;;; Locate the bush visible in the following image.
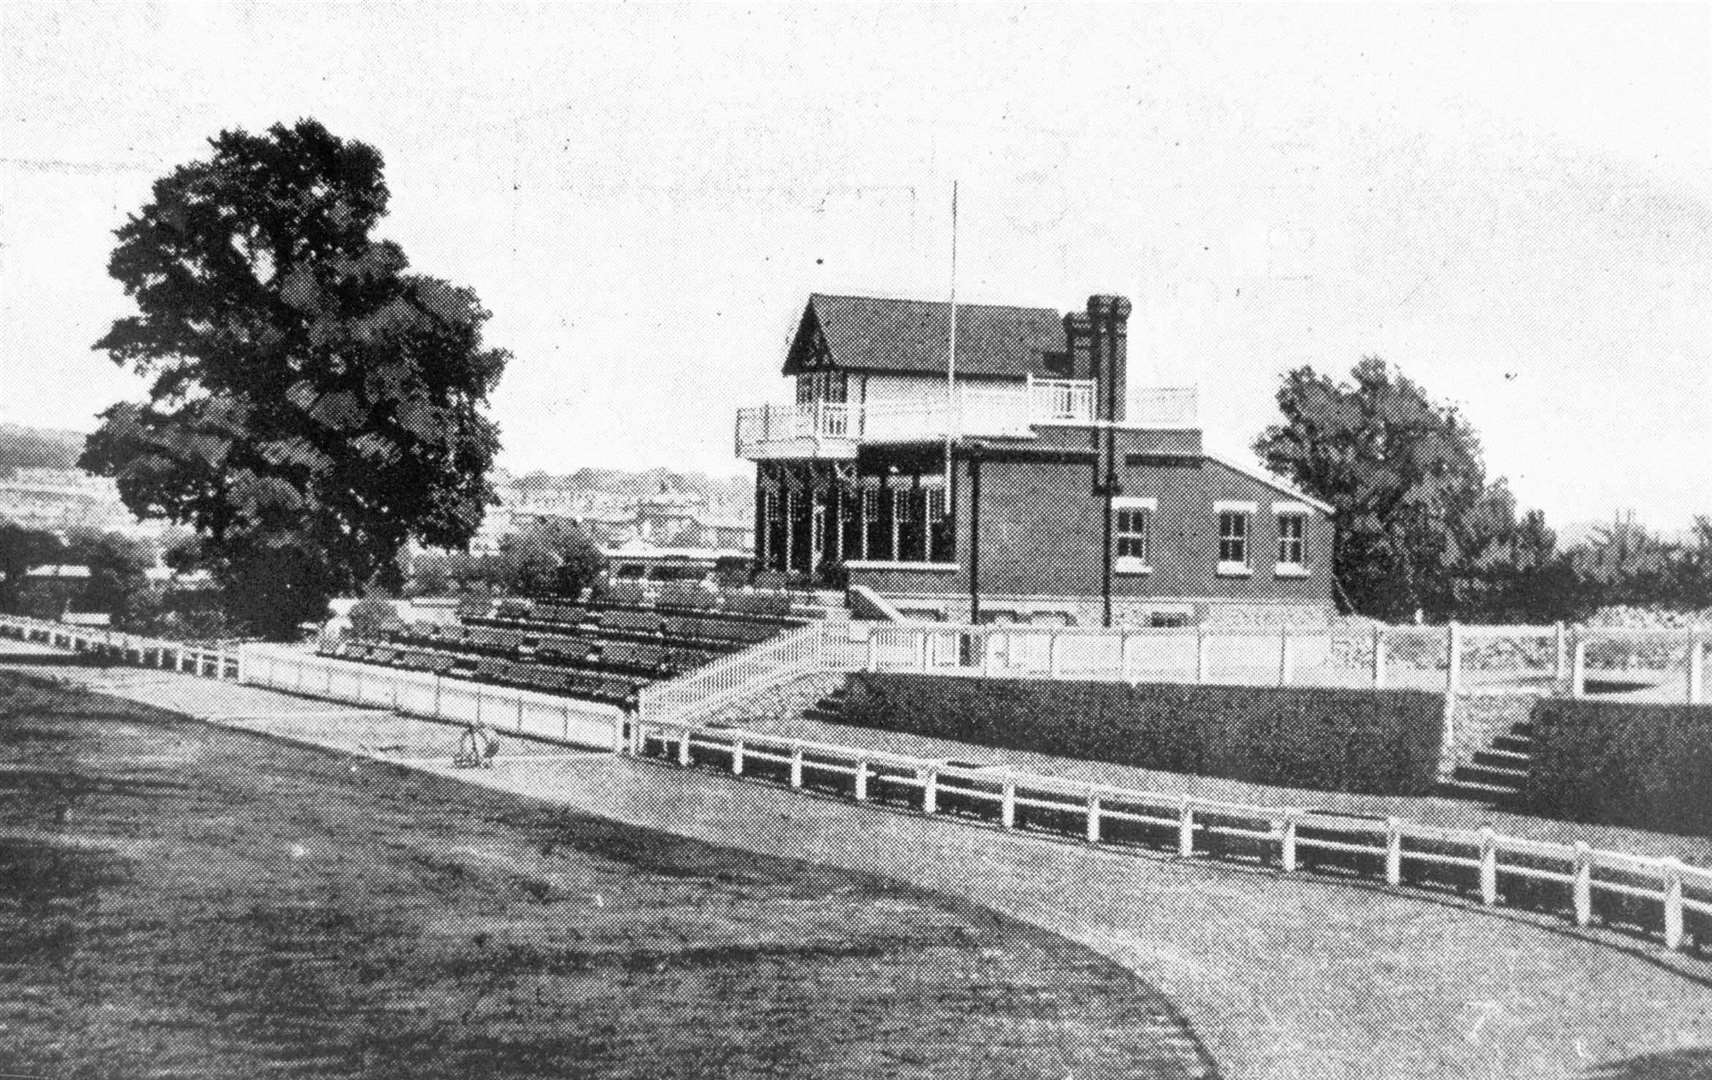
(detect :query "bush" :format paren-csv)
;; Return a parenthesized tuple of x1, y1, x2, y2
(1520, 699, 1712, 836)
(839, 674, 1447, 796)
(348, 594, 406, 637)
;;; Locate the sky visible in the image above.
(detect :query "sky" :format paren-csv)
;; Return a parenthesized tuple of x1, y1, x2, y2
(1, 2, 1708, 534)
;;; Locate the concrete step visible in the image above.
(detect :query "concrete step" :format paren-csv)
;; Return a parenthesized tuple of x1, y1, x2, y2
(1454, 762, 1529, 787)
(1471, 748, 1532, 768)
(1434, 778, 1524, 802)
(1490, 734, 1534, 755)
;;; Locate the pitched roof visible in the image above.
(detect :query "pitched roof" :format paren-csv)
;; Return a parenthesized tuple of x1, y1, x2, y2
(785, 293, 1067, 378)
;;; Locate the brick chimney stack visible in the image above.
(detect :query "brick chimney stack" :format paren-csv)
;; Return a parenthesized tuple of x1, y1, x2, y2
(1063, 310, 1093, 384)
(1086, 295, 1130, 422)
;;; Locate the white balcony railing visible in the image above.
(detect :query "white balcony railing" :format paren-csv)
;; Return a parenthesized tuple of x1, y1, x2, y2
(735, 380, 1198, 459)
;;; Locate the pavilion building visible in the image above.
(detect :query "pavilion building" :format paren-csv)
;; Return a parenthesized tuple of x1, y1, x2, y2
(736, 292, 1336, 627)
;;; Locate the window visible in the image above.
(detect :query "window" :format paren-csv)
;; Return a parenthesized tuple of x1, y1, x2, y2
(1276, 509, 1307, 572)
(1112, 497, 1155, 572)
(1215, 501, 1256, 575)
(795, 370, 848, 405)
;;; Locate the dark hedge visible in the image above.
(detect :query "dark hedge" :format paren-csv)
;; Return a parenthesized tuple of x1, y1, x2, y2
(839, 674, 1447, 796)
(1521, 699, 1712, 837)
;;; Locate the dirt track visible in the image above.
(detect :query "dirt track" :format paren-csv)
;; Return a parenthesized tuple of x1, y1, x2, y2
(7, 660, 1712, 1079)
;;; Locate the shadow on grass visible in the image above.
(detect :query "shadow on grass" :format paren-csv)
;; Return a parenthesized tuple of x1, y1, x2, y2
(1582, 1047, 1712, 1079)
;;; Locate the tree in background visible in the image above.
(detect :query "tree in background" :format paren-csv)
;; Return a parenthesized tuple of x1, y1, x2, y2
(1571, 512, 1677, 608)
(61, 530, 152, 621)
(80, 119, 507, 639)
(0, 524, 63, 612)
(1449, 488, 1587, 623)
(1254, 358, 1492, 620)
(1664, 517, 1712, 610)
(494, 519, 603, 597)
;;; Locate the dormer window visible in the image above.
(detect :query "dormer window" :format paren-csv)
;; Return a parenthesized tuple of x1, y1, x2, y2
(796, 370, 848, 405)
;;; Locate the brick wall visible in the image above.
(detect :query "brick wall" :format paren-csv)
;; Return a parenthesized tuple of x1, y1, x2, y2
(946, 429, 1334, 614)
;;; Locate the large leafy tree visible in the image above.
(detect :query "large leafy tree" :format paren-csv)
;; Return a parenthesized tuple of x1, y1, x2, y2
(0, 523, 63, 612)
(81, 119, 507, 639)
(1253, 358, 1494, 620)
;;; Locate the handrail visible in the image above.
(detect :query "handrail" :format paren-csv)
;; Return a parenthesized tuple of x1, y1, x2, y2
(637, 622, 838, 725)
(630, 713, 1712, 953)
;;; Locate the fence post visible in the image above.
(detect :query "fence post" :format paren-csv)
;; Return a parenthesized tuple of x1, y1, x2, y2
(1572, 638, 1588, 698)
(1177, 796, 1195, 857)
(1554, 622, 1568, 688)
(922, 767, 938, 815)
(1663, 858, 1685, 951)
(866, 633, 878, 673)
(1086, 789, 1102, 844)
(1372, 626, 1386, 689)
(731, 736, 745, 776)
(1446, 621, 1462, 694)
(1047, 632, 1062, 680)
(1280, 810, 1299, 872)
(1000, 773, 1017, 829)
(981, 630, 994, 677)
(677, 727, 692, 767)
(1573, 842, 1592, 927)
(1479, 827, 1498, 905)
(1689, 634, 1705, 705)
(854, 757, 869, 801)
(790, 742, 804, 789)
(1196, 629, 1210, 684)
(1385, 818, 1403, 887)
(1277, 627, 1292, 686)
(1118, 631, 1133, 684)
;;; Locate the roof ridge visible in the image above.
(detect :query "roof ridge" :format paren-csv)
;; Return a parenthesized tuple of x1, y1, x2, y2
(810, 291, 1061, 315)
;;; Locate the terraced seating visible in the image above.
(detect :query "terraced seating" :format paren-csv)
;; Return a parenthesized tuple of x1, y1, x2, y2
(598, 608, 665, 636)
(321, 587, 813, 712)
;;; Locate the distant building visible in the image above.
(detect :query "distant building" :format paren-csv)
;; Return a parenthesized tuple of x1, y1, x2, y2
(0, 467, 164, 540)
(734, 292, 1335, 627)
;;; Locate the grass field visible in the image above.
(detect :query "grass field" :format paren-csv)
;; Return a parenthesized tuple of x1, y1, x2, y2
(0, 672, 1215, 1079)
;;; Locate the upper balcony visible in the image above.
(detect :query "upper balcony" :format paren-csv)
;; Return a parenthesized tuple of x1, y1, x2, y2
(735, 378, 1197, 461)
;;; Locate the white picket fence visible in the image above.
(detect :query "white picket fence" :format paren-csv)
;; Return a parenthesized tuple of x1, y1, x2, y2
(859, 620, 1710, 702)
(629, 713, 1712, 953)
(0, 613, 241, 679)
(238, 645, 624, 750)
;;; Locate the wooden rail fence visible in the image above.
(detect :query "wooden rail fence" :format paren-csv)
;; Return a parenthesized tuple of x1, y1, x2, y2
(628, 714, 1712, 954)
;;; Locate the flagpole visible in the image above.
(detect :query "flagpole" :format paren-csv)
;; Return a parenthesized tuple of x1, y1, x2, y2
(945, 180, 958, 497)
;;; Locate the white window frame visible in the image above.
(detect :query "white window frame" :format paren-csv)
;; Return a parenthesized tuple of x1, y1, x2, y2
(1215, 500, 1256, 576)
(1274, 503, 1310, 576)
(1112, 496, 1156, 573)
